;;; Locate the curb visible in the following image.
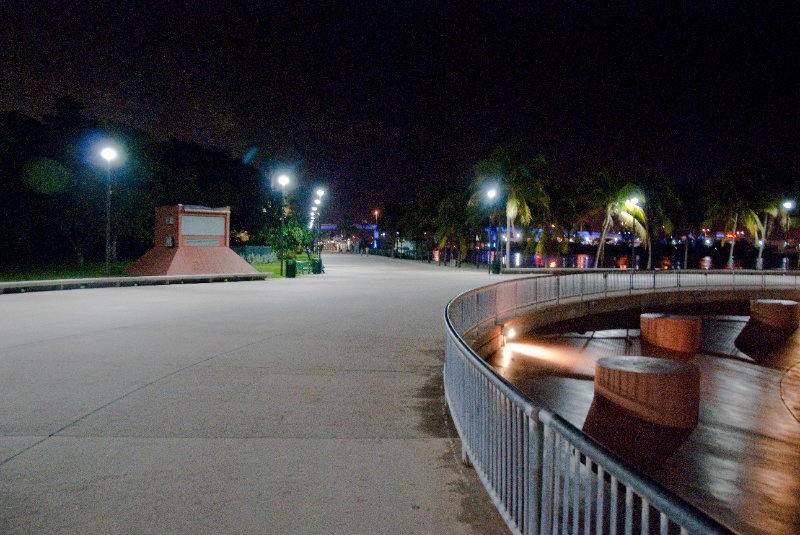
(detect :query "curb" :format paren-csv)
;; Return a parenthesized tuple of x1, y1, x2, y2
(0, 272, 273, 295)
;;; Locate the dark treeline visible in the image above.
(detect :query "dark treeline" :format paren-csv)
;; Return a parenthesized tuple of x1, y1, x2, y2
(376, 145, 800, 270)
(1, 97, 280, 267)
(3, 98, 800, 270)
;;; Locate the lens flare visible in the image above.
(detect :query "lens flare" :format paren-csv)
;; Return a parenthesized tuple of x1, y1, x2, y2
(504, 342, 600, 376)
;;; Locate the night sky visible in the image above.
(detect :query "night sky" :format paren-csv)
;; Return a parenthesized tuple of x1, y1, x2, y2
(3, 1, 800, 221)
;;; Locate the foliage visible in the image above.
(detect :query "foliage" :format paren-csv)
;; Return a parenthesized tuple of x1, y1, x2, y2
(256, 219, 313, 257)
(704, 166, 770, 268)
(433, 187, 473, 266)
(470, 146, 550, 267)
(586, 170, 648, 268)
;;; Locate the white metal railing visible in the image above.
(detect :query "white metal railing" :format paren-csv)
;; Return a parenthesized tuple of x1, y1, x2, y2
(444, 269, 800, 535)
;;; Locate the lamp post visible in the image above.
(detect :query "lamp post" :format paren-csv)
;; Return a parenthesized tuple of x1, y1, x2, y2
(316, 188, 325, 259)
(374, 209, 379, 249)
(99, 146, 118, 276)
(277, 174, 290, 276)
(784, 200, 795, 269)
(486, 188, 500, 273)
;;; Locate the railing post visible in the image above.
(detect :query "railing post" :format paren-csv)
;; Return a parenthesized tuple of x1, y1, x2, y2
(526, 410, 542, 535)
(604, 272, 608, 298)
(629, 270, 634, 295)
(653, 269, 656, 289)
(556, 276, 560, 305)
(539, 422, 555, 535)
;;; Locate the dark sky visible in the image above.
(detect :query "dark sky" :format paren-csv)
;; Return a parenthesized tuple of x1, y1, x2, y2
(2, 1, 800, 220)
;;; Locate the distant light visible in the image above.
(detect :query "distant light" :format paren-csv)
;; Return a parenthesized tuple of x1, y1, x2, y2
(311, 206, 317, 212)
(502, 326, 517, 339)
(100, 147, 117, 162)
(627, 197, 639, 206)
(278, 174, 290, 186)
(514, 252, 521, 267)
(784, 200, 795, 210)
(316, 189, 325, 197)
(314, 198, 321, 205)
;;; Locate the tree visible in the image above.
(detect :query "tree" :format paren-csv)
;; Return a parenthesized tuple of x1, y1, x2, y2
(40, 98, 104, 266)
(586, 170, 647, 268)
(534, 176, 584, 264)
(433, 188, 473, 267)
(634, 169, 682, 269)
(471, 146, 549, 269)
(704, 167, 769, 269)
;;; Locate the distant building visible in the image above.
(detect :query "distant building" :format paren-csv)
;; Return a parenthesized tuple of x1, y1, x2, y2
(126, 205, 256, 276)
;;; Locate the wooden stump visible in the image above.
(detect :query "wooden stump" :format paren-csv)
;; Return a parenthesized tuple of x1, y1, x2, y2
(595, 356, 700, 429)
(640, 313, 701, 355)
(750, 299, 800, 332)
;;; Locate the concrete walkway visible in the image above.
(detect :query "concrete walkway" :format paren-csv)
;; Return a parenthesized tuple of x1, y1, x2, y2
(0, 254, 509, 534)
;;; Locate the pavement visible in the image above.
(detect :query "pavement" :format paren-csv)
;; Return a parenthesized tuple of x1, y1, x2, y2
(0, 254, 509, 535)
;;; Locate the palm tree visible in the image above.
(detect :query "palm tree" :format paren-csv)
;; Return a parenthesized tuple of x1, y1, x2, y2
(635, 169, 681, 269)
(704, 167, 769, 269)
(470, 147, 549, 269)
(433, 188, 473, 267)
(586, 170, 648, 268)
(534, 176, 583, 266)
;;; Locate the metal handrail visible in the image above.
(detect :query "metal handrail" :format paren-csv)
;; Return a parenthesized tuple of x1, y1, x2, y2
(444, 270, 798, 534)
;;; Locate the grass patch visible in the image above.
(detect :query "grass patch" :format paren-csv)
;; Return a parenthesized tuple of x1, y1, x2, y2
(0, 262, 132, 282)
(253, 262, 283, 277)
(253, 255, 321, 278)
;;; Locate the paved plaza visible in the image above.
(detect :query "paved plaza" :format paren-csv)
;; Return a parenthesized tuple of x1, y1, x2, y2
(0, 254, 508, 534)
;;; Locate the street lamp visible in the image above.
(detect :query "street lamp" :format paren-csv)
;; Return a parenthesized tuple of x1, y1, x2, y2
(783, 200, 795, 269)
(99, 146, 118, 276)
(486, 189, 512, 270)
(374, 209, 379, 249)
(277, 174, 290, 276)
(315, 189, 325, 258)
(486, 188, 503, 273)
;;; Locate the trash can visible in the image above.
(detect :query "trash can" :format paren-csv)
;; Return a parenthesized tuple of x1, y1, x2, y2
(491, 258, 501, 274)
(285, 259, 297, 278)
(312, 258, 323, 274)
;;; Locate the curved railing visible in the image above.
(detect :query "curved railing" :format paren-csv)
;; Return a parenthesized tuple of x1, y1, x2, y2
(444, 270, 800, 535)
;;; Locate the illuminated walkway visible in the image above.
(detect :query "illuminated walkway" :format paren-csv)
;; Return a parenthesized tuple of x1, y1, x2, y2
(491, 313, 800, 535)
(0, 254, 508, 534)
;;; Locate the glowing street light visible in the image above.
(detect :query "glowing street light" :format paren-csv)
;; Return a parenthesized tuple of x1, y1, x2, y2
(99, 144, 119, 276)
(485, 187, 503, 273)
(277, 174, 290, 276)
(783, 200, 795, 268)
(315, 188, 326, 259)
(373, 209, 379, 250)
